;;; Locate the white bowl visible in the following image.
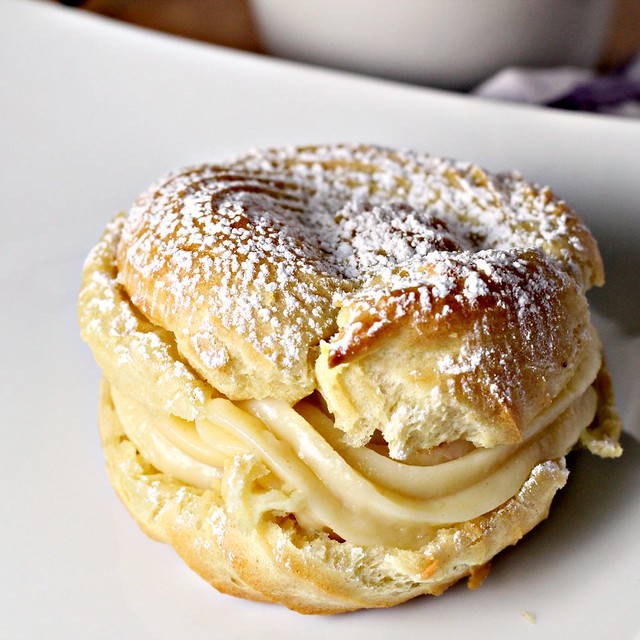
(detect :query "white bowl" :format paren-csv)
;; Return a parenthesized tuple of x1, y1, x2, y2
(250, 0, 613, 90)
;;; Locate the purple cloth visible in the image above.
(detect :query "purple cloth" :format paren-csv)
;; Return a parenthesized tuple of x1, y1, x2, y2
(473, 55, 640, 117)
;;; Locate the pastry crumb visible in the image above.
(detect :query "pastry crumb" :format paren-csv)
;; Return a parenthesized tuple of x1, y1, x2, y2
(467, 562, 491, 589)
(521, 611, 536, 624)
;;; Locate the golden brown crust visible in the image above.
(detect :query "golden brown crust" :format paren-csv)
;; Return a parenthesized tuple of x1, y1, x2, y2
(316, 248, 594, 456)
(115, 165, 344, 404)
(114, 144, 605, 454)
(98, 379, 581, 614)
(579, 359, 623, 457)
(80, 144, 621, 614)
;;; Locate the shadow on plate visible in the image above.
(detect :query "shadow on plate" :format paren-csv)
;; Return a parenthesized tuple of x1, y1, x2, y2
(341, 431, 639, 619)
(488, 430, 639, 580)
(588, 228, 640, 335)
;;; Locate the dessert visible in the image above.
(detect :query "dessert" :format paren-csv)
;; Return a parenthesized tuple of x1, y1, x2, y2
(78, 144, 622, 613)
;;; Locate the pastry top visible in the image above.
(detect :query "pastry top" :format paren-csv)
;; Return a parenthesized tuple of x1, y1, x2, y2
(116, 144, 604, 457)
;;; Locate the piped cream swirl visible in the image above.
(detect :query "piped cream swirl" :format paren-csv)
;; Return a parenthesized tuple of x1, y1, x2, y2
(110, 327, 600, 549)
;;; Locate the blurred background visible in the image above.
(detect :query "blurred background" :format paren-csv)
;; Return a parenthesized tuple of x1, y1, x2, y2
(56, 0, 639, 69)
(54, 0, 640, 114)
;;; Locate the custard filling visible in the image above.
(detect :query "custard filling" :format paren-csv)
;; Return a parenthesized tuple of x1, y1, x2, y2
(109, 330, 600, 549)
(82, 211, 604, 550)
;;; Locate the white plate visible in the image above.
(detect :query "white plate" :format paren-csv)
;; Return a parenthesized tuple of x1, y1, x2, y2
(1, 2, 639, 638)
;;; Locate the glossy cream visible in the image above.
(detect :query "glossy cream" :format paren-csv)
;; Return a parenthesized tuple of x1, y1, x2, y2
(110, 330, 600, 549)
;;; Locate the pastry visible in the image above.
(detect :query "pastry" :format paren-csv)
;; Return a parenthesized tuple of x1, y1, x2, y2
(78, 144, 622, 613)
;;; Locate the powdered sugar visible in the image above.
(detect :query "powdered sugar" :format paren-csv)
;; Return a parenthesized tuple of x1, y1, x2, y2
(114, 144, 597, 396)
(79, 215, 209, 419)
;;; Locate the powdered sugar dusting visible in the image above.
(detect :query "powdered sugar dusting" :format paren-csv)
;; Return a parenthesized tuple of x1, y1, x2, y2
(79, 215, 209, 420)
(327, 242, 581, 423)
(114, 144, 598, 400)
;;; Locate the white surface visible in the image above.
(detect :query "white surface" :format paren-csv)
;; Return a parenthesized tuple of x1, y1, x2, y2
(251, 0, 612, 89)
(1, 1, 639, 638)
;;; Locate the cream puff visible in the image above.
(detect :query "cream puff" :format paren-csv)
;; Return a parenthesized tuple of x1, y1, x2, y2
(79, 144, 622, 613)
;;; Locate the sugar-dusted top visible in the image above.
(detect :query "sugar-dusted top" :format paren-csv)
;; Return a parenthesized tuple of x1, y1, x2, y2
(116, 144, 603, 405)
